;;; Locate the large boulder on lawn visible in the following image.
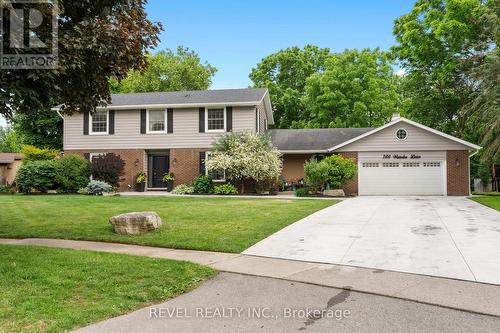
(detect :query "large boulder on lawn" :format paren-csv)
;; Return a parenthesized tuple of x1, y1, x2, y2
(109, 212, 162, 235)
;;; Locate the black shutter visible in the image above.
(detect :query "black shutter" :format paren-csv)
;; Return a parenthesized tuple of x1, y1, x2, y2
(83, 111, 89, 135)
(167, 108, 173, 133)
(199, 107, 205, 133)
(226, 106, 232, 132)
(140, 109, 146, 134)
(199, 152, 206, 175)
(83, 153, 90, 161)
(108, 110, 115, 134)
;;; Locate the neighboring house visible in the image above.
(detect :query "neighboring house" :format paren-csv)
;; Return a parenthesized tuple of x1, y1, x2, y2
(0, 153, 23, 186)
(57, 88, 480, 196)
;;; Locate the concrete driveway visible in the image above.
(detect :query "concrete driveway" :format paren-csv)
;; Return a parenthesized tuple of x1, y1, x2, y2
(244, 197, 500, 285)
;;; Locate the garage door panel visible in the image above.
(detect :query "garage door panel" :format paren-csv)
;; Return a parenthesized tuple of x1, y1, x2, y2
(359, 161, 445, 195)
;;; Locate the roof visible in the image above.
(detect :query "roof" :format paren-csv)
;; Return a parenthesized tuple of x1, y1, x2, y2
(0, 153, 23, 164)
(53, 88, 274, 125)
(270, 128, 373, 153)
(327, 117, 481, 151)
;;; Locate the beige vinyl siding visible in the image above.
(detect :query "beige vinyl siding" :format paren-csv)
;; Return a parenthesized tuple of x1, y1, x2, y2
(336, 122, 470, 152)
(258, 99, 267, 132)
(63, 106, 256, 150)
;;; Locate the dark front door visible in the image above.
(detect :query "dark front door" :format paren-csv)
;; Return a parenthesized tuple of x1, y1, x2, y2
(151, 155, 169, 188)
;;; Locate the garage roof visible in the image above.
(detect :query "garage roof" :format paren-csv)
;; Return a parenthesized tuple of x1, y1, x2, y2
(0, 153, 23, 164)
(270, 128, 373, 153)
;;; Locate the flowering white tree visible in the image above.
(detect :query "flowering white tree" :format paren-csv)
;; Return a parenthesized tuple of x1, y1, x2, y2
(205, 132, 282, 193)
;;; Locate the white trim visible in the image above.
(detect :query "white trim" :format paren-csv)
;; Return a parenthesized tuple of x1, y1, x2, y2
(145, 109, 168, 134)
(327, 117, 481, 151)
(88, 101, 259, 111)
(205, 107, 226, 133)
(89, 110, 109, 135)
(280, 150, 328, 154)
(443, 159, 448, 195)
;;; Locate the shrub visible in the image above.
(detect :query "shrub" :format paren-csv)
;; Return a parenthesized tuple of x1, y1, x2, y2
(304, 158, 330, 192)
(15, 160, 57, 193)
(84, 180, 113, 195)
(213, 183, 238, 195)
(54, 155, 91, 193)
(0, 185, 12, 194)
(192, 175, 214, 193)
(21, 145, 59, 162)
(294, 187, 310, 197)
(172, 184, 195, 195)
(91, 153, 125, 187)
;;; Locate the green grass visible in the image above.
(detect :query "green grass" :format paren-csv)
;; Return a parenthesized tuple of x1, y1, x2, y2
(0, 195, 335, 253)
(0, 244, 216, 333)
(470, 196, 500, 211)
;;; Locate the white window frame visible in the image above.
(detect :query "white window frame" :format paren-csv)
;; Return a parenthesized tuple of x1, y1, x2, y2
(89, 110, 109, 135)
(205, 107, 226, 133)
(205, 152, 226, 182)
(146, 109, 168, 134)
(395, 128, 408, 141)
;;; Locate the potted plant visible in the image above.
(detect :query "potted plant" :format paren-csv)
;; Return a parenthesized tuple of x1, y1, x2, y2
(135, 172, 146, 192)
(162, 172, 175, 191)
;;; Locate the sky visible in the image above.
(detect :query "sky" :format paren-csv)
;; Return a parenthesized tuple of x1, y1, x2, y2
(0, 0, 415, 127)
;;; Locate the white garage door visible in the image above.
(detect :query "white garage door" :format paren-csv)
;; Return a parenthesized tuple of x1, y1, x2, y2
(358, 161, 446, 195)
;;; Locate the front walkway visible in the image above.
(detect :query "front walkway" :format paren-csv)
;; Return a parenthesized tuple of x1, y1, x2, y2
(244, 196, 500, 285)
(2, 237, 500, 317)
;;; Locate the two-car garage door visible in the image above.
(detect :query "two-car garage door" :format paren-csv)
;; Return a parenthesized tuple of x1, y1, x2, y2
(358, 158, 446, 196)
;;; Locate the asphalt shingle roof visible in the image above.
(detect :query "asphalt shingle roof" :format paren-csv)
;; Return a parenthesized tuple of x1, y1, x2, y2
(107, 88, 268, 106)
(270, 128, 373, 151)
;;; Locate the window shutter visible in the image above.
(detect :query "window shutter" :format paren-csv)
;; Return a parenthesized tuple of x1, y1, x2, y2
(108, 110, 115, 135)
(140, 109, 146, 134)
(167, 108, 173, 133)
(199, 152, 206, 175)
(83, 111, 89, 135)
(199, 107, 205, 133)
(226, 107, 232, 132)
(83, 153, 90, 161)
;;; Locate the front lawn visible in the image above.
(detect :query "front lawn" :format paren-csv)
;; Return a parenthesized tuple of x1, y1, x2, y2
(470, 196, 500, 211)
(0, 244, 215, 333)
(0, 195, 335, 253)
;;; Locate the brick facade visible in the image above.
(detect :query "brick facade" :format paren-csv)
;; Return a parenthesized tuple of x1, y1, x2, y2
(65, 149, 145, 191)
(169, 148, 207, 187)
(338, 152, 358, 196)
(446, 150, 470, 196)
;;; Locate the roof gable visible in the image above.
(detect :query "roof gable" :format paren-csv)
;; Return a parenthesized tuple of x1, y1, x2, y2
(328, 117, 480, 152)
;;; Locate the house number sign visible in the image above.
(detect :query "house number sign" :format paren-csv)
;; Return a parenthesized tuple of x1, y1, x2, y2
(382, 154, 421, 159)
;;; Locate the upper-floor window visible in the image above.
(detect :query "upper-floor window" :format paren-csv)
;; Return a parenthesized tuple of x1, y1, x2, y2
(206, 108, 225, 132)
(147, 110, 166, 133)
(90, 110, 108, 135)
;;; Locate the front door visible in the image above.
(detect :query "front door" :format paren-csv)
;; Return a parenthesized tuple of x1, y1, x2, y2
(151, 155, 169, 188)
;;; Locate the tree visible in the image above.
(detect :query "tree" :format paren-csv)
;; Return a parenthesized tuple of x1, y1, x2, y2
(205, 133, 282, 193)
(91, 153, 125, 187)
(392, 0, 496, 139)
(0, 126, 23, 153)
(0, 0, 162, 119)
(304, 155, 357, 192)
(111, 47, 217, 93)
(13, 109, 63, 150)
(249, 45, 331, 128)
(303, 48, 401, 128)
(55, 155, 92, 193)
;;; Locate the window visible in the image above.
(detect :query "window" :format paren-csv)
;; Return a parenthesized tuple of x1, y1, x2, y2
(206, 108, 225, 132)
(382, 162, 400, 167)
(403, 162, 420, 167)
(423, 162, 441, 167)
(90, 111, 108, 134)
(205, 152, 226, 182)
(396, 129, 407, 140)
(147, 110, 166, 133)
(362, 162, 379, 167)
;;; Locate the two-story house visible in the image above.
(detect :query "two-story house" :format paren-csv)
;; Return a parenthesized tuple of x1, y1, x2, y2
(59, 87, 479, 196)
(60, 88, 272, 191)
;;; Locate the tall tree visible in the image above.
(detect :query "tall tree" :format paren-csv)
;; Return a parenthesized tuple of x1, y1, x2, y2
(13, 109, 63, 150)
(0, 126, 23, 153)
(302, 48, 401, 128)
(249, 45, 331, 128)
(111, 47, 217, 93)
(392, 0, 496, 139)
(0, 0, 162, 119)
